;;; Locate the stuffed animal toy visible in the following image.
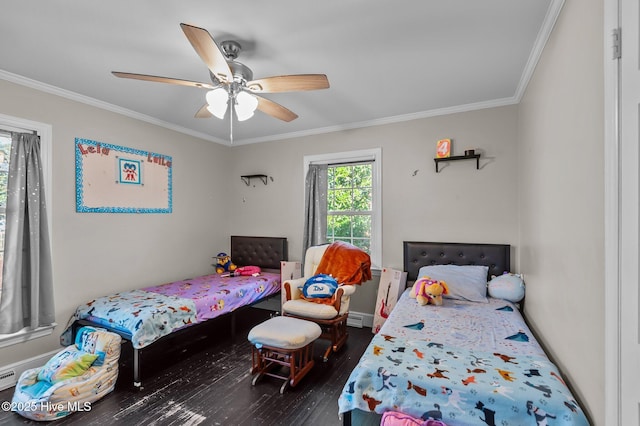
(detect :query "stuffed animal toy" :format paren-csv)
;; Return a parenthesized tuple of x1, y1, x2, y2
(410, 276, 449, 306)
(215, 252, 237, 275)
(236, 265, 261, 276)
(488, 272, 525, 302)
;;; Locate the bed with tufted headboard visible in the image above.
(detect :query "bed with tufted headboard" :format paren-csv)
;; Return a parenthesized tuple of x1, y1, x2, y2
(65, 235, 287, 388)
(339, 241, 588, 426)
(403, 241, 511, 285)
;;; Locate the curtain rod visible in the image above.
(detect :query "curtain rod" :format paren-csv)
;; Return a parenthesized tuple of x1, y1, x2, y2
(328, 159, 374, 166)
(0, 130, 38, 138)
(0, 125, 37, 135)
(310, 158, 375, 166)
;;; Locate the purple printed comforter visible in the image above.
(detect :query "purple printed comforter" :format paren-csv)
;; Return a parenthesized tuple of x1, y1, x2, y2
(143, 272, 280, 322)
(66, 272, 280, 349)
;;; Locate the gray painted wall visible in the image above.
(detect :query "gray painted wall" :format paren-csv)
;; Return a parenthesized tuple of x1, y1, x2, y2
(0, 2, 604, 420)
(517, 0, 603, 423)
(227, 105, 519, 315)
(0, 79, 230, 366)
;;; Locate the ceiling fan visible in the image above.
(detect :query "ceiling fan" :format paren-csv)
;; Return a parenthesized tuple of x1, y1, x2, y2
(112, 23, 329, 141)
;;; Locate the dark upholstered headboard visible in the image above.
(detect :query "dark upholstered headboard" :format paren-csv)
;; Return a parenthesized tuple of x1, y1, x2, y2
(231, 236, 288, 270)
(403, 241, 511, 283)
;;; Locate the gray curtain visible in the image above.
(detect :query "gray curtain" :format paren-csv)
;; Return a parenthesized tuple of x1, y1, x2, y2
(0, 132, 54, 334)
(302, 164, 328, 261)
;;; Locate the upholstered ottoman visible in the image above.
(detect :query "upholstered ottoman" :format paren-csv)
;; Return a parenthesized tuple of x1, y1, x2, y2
(248, 316, 322, 393)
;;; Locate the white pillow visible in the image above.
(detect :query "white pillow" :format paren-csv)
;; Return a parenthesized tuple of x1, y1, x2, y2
(417, 264, 489, 303)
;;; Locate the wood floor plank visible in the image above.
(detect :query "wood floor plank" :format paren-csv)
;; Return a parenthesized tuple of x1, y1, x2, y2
(0, 308, 372, 426)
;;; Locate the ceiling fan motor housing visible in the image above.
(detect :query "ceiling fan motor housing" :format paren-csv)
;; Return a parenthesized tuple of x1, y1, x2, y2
(208, 60, 253, 86)
(229, 61, 253, 84)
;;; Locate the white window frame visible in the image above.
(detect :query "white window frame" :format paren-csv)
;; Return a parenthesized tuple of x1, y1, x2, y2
(303, 148, 382, 269)
(0, 113, 55, 347)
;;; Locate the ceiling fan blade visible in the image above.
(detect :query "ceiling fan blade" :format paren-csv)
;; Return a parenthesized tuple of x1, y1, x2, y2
(112, 72, 217, 90)
(195, 104, 212, 118)
(256, 96, 298, 122)
(180, 23, 233, 84)
(247, 74, 329, 93)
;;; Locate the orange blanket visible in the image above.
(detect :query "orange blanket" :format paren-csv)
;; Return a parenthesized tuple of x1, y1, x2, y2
(315, 241, 372, 285)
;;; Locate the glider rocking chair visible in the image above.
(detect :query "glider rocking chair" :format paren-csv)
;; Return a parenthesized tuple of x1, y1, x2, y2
(282, 242, 371, 362)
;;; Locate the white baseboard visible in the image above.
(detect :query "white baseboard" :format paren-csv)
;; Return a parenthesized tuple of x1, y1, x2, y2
(0, 348, 59, 392)
(347, 311, 374, 329)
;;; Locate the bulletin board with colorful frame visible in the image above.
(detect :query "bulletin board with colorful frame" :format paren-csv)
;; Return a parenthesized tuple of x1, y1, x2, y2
(75, 138, 172, 213)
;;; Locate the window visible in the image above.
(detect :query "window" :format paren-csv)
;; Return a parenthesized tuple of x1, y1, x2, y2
(327, 162, 373, 252)
(0, 113, 54, 346)
(304, 148, 381, 269)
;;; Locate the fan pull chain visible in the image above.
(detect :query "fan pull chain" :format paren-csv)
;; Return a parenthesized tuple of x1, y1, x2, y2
(229, 95, 234, 144)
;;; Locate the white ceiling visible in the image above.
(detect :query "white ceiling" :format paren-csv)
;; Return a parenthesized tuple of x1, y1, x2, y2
(0, 0, 560, 146)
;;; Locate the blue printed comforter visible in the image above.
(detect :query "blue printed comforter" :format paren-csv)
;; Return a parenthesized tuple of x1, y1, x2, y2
(338, 290, 589, 425)
(66, 290, 197, 349)
(63, 272, 280, 349)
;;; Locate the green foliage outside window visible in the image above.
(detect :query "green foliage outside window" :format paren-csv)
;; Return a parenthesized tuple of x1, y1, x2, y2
(327, 164, 372, 252)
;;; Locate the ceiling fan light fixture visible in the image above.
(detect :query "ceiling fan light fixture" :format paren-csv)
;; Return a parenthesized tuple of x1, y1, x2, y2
(205, 88, 229, 119)
(113, 24, 327, 129)
(234, 91, 259, 121)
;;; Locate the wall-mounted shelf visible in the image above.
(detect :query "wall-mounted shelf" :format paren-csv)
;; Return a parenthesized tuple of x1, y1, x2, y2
(433, 154, 481, 173)
(241, 174, 268, 186)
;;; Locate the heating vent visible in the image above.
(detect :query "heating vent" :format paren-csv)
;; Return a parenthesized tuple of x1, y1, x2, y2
(347, 313, 364, 328)
(0, 369, 16, 391)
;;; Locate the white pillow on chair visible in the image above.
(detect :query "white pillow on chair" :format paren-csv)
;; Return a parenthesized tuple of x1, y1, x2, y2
(283, 299, 338, 320)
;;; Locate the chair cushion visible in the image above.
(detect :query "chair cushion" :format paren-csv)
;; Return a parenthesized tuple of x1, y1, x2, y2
(303, 244, 330, 277)
(283, 299, 339, 320)
(75, 326, 118, 366)
(37, 348, 98, 384)
(248, 316, 321, 350)
(20, 380, 52, 399)
(12, 328, 122, 421)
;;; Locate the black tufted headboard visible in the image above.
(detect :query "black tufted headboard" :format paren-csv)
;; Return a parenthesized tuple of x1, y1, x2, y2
(403, 241, 511, 284)
(231, 236, 288, 270)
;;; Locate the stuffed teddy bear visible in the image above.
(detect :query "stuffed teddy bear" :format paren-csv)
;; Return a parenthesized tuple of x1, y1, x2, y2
(410, 276, 449, 306)
(215, 252, 237, 275)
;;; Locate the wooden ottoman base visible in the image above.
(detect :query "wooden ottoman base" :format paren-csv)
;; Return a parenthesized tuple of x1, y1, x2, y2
(250, 342, 315, 394)
(248, 316, 321, 394)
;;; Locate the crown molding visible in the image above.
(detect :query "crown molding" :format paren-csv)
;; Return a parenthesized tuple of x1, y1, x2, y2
(514, 0, 566, 101)
(2, 0, 563, 150)
(234, 96, 519, 145)
(0, 69, 226, 145)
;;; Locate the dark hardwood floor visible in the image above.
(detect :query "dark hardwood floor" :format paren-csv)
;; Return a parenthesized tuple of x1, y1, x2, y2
(0, 308, 373, 426)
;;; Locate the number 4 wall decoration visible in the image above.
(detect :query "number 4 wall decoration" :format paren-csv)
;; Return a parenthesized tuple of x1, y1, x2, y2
(436, 138, 452, 158)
